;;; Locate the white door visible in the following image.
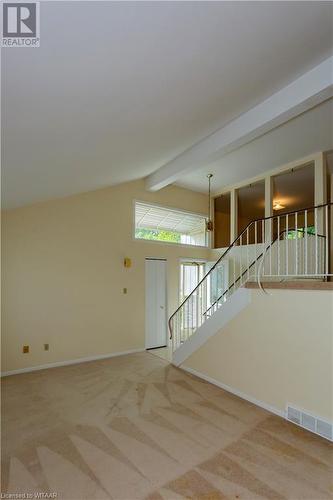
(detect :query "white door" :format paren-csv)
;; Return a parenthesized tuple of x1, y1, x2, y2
(145, 259, 167, 349)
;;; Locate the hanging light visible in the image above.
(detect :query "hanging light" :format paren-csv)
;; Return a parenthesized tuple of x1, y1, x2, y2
(273, 200, 286, 211)
(206, 174, 213, 232)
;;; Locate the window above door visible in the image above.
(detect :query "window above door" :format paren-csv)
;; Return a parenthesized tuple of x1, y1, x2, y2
(134, 201, 208, 247)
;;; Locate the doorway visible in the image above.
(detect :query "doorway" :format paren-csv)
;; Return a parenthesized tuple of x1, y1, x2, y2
(145, 258, 167, 349)
(179, 261, 206, 335)
(179, 260, 228, 340)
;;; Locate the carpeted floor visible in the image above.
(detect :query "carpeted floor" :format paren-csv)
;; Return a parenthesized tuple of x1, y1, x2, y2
(1, 351, 332, 499)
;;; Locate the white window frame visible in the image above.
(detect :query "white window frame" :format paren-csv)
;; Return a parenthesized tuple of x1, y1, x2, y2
(133, 200, 210, 249)
(178, 258, 207, 305)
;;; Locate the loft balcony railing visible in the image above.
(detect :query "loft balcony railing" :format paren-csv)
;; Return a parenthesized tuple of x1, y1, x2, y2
(169, 202, 332, 353)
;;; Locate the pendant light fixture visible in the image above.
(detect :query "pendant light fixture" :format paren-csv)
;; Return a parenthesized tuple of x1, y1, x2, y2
(206, 174, 214, 232)
(273, 200, 286, 211)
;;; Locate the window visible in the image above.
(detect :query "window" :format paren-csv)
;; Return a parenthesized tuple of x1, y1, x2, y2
(180, 261, 206, 302)
(286, 226, 315, 239)
(178, 260, 228, 337)
(134, 201, 207, 247)
(205, 261, 229, 307)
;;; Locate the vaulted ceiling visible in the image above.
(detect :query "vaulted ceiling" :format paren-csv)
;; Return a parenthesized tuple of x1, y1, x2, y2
(2, 1, 333, 208)
(176, 98, 333, 194)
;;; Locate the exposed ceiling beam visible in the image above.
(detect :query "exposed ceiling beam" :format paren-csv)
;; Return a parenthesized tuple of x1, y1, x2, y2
(146, 56, 333, 191)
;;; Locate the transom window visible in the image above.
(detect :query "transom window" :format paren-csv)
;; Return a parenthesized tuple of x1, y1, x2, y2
(134, 201, 207, 247)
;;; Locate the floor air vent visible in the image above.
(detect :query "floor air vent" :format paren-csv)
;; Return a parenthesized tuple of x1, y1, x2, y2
(286, 405, 332, 441)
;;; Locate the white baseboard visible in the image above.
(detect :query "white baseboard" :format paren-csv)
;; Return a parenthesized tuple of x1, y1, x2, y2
(1, 348, 145, 377)
(180, 365, 285, 418)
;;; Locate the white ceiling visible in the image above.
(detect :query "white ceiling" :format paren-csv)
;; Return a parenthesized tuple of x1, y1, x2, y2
(2, 1, 333, 208)
(176, 98, 333, 194)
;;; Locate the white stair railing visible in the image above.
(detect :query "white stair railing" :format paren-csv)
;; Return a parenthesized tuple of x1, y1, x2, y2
(169, 203, 332, 353)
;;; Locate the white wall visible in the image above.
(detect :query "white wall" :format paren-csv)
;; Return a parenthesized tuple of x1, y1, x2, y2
(2, 180, 209, 373)
(183, 289, 333, 421)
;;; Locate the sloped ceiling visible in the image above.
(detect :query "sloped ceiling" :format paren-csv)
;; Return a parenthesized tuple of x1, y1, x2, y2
(2, 1, 333, 208)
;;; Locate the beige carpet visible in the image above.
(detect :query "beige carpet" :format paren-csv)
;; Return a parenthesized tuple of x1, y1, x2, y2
(1, 352, 332, 499)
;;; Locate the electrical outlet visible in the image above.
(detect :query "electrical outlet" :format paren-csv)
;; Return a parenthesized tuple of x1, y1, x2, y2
(23, 345, 29, 354)
(44, 343, 49, 351)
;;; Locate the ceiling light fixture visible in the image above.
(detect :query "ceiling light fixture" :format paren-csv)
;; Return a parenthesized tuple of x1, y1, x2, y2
(273, 201, 285, 211)
(206, 174, 213, 232)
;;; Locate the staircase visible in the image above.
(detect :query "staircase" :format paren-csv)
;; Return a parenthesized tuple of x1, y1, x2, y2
(169, 203, 332, 365)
